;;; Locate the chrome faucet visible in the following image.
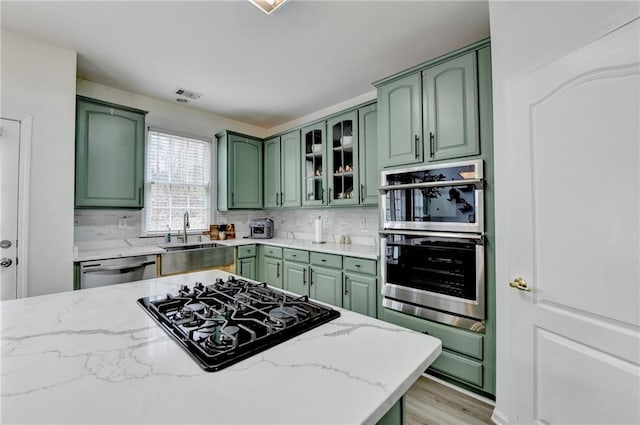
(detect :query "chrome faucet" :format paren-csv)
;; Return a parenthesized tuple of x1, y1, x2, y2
(183, 211, 190, 243)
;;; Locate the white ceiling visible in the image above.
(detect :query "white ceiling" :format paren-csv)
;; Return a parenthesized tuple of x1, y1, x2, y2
(1, 0, 490, 129)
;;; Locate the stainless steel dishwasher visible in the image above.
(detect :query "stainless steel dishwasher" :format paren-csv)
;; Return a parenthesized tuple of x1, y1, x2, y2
(79, 255, 157, 289)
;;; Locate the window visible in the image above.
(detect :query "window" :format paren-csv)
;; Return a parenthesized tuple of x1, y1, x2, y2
(145, 129, 211, 234)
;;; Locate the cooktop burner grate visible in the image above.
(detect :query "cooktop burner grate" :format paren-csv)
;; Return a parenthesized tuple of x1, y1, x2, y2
(137, 276, 340, 371)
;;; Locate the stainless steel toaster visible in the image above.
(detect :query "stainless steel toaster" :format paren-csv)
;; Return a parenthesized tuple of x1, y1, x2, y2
(250, 218, 274, 239)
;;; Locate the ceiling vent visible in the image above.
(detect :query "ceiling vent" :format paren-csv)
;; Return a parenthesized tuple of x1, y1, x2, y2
(174, 87, 203, 100)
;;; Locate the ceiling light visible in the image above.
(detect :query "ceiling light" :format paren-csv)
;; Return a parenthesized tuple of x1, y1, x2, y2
(249, 0, 288, 15)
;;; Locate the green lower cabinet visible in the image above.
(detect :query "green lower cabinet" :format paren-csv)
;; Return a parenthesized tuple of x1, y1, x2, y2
(430, 350, 484, 388)
(284, 262, 308, 296)
(309, 266, 342, 307)
(343, 272, 377, 318)
(382, 306, 493, 395)
(376, 397, 404, 425)
(237, 257, 256, 280)
(264, 257, 283, 288)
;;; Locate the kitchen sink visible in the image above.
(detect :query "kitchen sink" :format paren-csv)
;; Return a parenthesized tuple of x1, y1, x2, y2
(162, 242, 219, 252)
(159, 244, 233, 275)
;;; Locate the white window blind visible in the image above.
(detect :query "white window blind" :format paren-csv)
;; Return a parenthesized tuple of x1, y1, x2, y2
(145, 129, 211, 233)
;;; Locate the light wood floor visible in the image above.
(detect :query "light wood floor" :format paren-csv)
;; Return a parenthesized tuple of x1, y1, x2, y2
(405, 375, 494, 425)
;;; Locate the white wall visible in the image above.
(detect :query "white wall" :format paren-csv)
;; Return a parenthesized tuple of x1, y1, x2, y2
(267, 90, 376, 135)
(1, 30, 77, 296)
(77, 80, 268, 140)
(488, 1, 639, 422)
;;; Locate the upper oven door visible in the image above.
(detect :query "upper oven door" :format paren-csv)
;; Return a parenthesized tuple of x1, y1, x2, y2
(380, 159, 484, 233)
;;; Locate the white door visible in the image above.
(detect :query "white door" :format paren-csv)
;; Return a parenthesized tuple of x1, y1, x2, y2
(0, 118, 21, 300)
(504, 18, 640, 424)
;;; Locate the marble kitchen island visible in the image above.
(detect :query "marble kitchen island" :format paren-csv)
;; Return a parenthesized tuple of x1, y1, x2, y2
(1, 270, 441, 424)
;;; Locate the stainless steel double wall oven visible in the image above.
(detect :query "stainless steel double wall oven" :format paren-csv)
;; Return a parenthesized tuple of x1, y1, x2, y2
(379, 159, 486, 332)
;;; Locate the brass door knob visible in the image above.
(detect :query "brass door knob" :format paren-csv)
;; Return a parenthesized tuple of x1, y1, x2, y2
(509, 277, 531, 292)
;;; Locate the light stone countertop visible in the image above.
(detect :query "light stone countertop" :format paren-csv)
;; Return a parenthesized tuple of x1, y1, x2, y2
(74, 237, 379, 262)
(0, 270, 441, 425)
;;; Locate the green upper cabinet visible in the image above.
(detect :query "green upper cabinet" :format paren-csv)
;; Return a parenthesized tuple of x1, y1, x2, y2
(75, 96, 147, 208)
(327, 111, 359, 206)
(263, 137, 281, 209)
(377, 73, 422, 168)
(264, 131, 301, 209)
(216, 131, 263, 210)
(358, 104, 379, 205)
(423, 51, 479, 161)
(301, 122, 327, 207)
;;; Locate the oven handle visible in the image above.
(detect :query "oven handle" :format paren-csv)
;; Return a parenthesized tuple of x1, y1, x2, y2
(378, 178, 483, 193)
(378, 230, 484, 243)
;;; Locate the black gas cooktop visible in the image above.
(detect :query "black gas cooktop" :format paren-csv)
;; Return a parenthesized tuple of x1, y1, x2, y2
(137, 276, 340, 371)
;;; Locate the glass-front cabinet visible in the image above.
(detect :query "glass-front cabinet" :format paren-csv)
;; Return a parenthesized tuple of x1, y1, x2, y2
(302, 122, 327, 207)
(327, 111, 359, 206)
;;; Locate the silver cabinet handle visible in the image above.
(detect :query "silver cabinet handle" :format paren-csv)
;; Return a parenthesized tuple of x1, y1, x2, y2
(280, 192, 284, 206)
(0, 258, 13, 268)
(309, 268, 314, 286)
(303, 268, 307, 285)
(360, 184, 365, 203)
(414, 134, 420, 159)
(344, 275, 349, 295)
(429, 132, 435, 158)
(277, 262, 280, 278)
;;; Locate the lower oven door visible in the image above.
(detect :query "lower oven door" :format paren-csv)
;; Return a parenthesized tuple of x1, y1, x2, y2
(380, 230, 485, 331)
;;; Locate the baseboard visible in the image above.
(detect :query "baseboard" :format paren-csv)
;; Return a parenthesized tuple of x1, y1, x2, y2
(422, 373, 496, 406)
(491, 408, 509, 425)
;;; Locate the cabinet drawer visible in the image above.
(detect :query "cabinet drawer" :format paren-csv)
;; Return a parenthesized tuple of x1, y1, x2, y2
(343, 257, 377, 276)
(383, 308, 484, 360)
(430, 350, 483, 388)
(283, 248, 309, 263)
(263, 245, 283, 259)
(310, 252, 342, 269)
(237, 245, 256, 259)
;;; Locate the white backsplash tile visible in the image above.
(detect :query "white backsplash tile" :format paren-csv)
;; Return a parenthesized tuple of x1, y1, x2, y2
(74, 210, 142, 242)
(75, 207, 380, 247)
(218, 207, 380, 247)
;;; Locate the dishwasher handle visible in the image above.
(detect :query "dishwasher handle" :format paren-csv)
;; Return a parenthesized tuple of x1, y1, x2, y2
(82, 260, 155, 273)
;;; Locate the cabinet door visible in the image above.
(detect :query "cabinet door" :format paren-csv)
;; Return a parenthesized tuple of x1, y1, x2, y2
(229, 135, 263, 209)
(327, 111, 359, 206)
(423, 51, 479, 161)
(75, 98, 146, 208)
(377, 73, 422, 168)
(264, 258, 282, 288)
(238, 257, 256, 280)
(280, 130, 302, 208)
(301, 122, 327, 207)
(284, 262, 308, 296)
(310, 266, 342, 307)
(358, 104, 379, 205)
(344, 273, 376, 318)
(263, 137, 281, 208)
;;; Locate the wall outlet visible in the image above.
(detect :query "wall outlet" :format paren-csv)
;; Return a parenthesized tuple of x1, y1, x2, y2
(118, 217, 127, 229)
(359, 218, 366, 229)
